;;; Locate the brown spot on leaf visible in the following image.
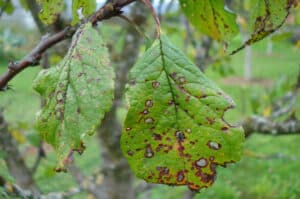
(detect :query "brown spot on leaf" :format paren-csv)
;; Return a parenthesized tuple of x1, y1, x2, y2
(152, 81, 160, 88)
(176, 171, 185, 182)
(207, 141, 221, 150)
(206, 117, 215, 125)
(178, 76, 186, 83)
(156, 167, 169, 175)
(55, 108, 64, 120)
(195, 158, 208, 168)
(170, 72, 177, 78)
(127, 150, 134, 156)
(145, 100, 153, 107)
(221, 126, 229, 131)
(188, 183, 200, 191)
(156, 143, 164, 152)
(175, 131, 185, 142)
(153, 133, 162, 140)
(185, 96, 191, 102)
(144, 117, 154, 124)
(56, 91, 65, 103)
(144, 144, 154, 158)
(141, 109, 149, 115)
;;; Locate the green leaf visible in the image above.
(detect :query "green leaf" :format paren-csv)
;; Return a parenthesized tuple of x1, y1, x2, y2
(0, 160, 14, 183)
(19, 0, 29, 11)
(179, 0, 239, 42)
(121, 36, 244, 191)
(0, 0, 14, 14)
(37, 0, 64, 25)
(231, 0, 296, 54)
(33, 23, 114, 169)
(72, 0, 96, 25)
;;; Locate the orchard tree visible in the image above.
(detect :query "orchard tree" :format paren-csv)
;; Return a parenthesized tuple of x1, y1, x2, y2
(0, 0, 300, 199)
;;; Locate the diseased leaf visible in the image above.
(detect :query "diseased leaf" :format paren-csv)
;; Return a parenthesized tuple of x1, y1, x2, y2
(33, 23, 114, 169)
(121, 36, 244, 191)
(37, 0, 64, 25)
(72, 0, 96, 25)
(231, 0, 297, 54)
(179, 0, 239, 42)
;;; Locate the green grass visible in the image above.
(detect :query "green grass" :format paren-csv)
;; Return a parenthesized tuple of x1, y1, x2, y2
(0, 37, 300, 199)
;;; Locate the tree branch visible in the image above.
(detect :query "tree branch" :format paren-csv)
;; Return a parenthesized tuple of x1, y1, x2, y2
(0, 0, 138, 90)
(31, 142, 46, 175)
(244, 68, 300, 137)
(243, 115, 300, 137)
(68, 162, 107, 199)
(0, 175, 81, 199)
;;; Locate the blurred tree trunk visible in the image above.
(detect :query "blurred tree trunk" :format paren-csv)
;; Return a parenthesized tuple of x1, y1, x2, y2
(0, 111, 40, 197)
(97, 2, 149, 199)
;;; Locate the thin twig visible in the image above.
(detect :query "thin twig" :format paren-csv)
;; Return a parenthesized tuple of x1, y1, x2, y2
(141, 0, 161, 38)
(0, 0, 138, 90)
(0, 175, 82, 199)
(118, 14, 149, 40)
(31, 141, 46, 174)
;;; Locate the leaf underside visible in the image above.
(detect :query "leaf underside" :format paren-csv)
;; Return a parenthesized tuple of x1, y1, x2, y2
(33, 23, 114, 169)
(179, 0, 239, 42)
(231, 0, 297, 54)
(121, 37, 244, 191)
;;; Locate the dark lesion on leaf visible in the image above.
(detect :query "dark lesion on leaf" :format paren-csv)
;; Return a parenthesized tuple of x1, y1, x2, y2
(152, 81, 160, 88)
(175, 130, 185, 142)
(145, 99, 154, 107)
(127, 150, 134, 157)
(144, 144, 154, 158)
(176, 170, 185, 182)
(207, 141, 221, 150)
(140, 109, 149, 115)
(55, 107, 64, 120)
(152, 133, 162, 140)
(144, 117, 154, 124)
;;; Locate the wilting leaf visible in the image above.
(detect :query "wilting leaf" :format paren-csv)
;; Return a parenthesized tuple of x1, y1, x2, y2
(179, 0, 239, 42)
(121, 36, 244, 191)
(231, 0, 297, 54)
(33, 23, 114, 169)
(72, 0, 96, 25)
(37, 0, 64, 25)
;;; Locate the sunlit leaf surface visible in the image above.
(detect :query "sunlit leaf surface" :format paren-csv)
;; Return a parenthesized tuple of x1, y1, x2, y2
(179, 0, 239, 42)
